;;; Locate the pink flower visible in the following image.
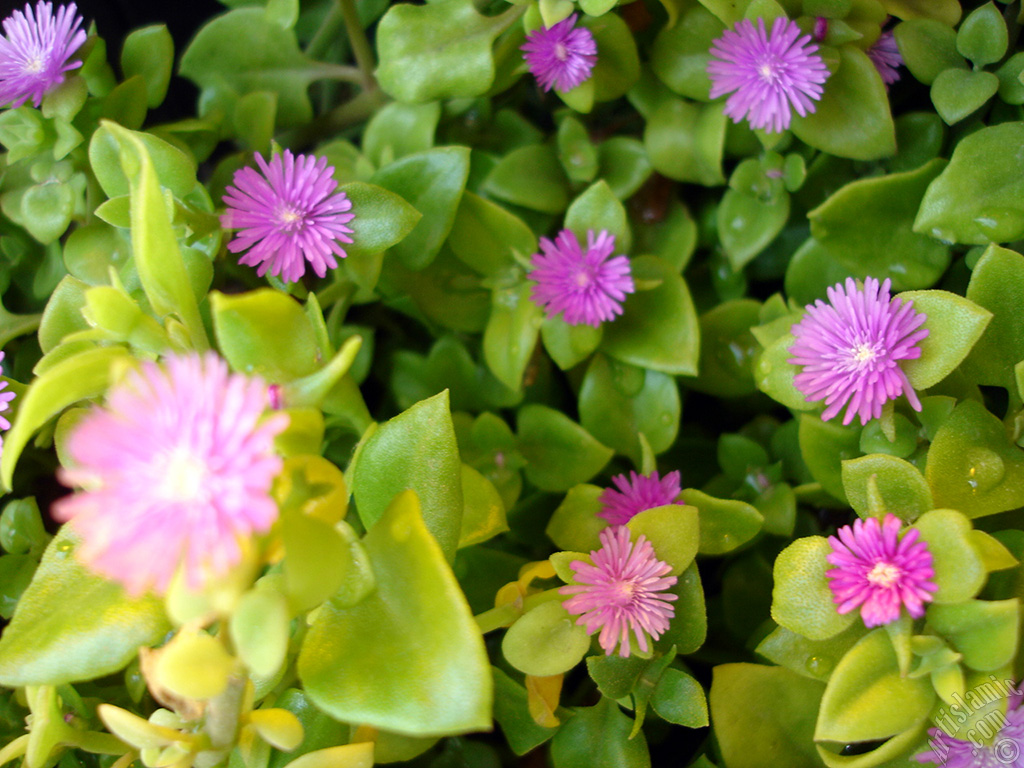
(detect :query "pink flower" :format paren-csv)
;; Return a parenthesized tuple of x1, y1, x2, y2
(707, 17, 830, 133)
(561, 526, 678, 657)
(915, 685, 1024, 766)
(221, 150, 355, 284)
(599, 470, 682, 526)
(0, 1, 86, 108)
(0, 351, 15, 450)
(867, 31, 902, 86)
(826, 514, 937, 628)
(788, 277, 929, 426)
(52, 353, 288, 596)
(520, 13, 597, 93)
(527, 229, 634, 328)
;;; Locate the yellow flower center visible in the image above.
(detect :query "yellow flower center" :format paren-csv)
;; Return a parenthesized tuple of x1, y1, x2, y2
(866, 561, 901, 589)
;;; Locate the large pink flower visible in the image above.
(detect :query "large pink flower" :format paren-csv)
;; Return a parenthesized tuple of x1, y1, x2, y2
(53, 353, 288, 595)
(561, 526, 678, 657)
(599, 470, 682, 526)
(0, 2, 86, 108)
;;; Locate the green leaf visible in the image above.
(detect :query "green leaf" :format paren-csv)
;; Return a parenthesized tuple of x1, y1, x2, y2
(298, 490, 491, 736)
(651, 668, 708, 728)
(956, 2, 1007, 67)
(121, 25, 173, 108)
(931, 69, 998, 124)
(1, 346, 132, 490)
(687, 299, 760, 397)
(601, 256, 700, 375)
(576, 13, 640, 104)
(578, 355, 680, 466)
(103, 123, 207, 349)
(815, 628, 934, 742)
(961, 244, 1024, 388)
(372, 147, 470, 270)
(926, 400, 1024, 519)
(545, 484, 607, 553)
(650, 5, 724, 100)
(626, 504, 700, 575)
(482, 144, 571, 214)
(375, 0, 518, 102)
(448, 191, 535, 277)
(644, 98, 727, 186)
(755, 623, 865, 682)
(180, 8, 325, 128)
(340, 181, 422, 259)
(790, 46, 896, 161)
(798, 415, 862, 503)
(912, 509, 986, 602)
(898, 289, 991, 390)
(89, 126, 196, 199)
(807, 159, 950, 288)
(841, 455, 932, 522)
(597, 137, 652, 200)
(557, 116, 598, 184)
(502, 601, 590, 676)
(718, 187, 790, 271)
(883, 0, 960, 25)
(492, 668, 559, 756)
(565, 180, 631, 253)
(915, 123, 1024, 245)
(771, 536, 856, 641)
(0, 528, 169, 686)
(230, 588, 289, 679)
(458, 464, 508, 548)
(681, 489, 762, 556)
(710, 664, 825, 768)
(349, 392, 463, 561)
(517, 405, 612, 492)
(550, 697, 650, 768)
(928, 599, 1019, 672)
(541, 317, 602, 371)
(211, 289, 320, 382)
(893, 19, 966, 85)
(483, 283, 542, 392)
(362, 102, 440, 168)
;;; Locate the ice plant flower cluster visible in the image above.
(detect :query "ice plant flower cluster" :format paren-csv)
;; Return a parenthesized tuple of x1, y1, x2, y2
(826, 513, 937, 628)
(599, 470, 683, 526)
(707, 17, 830, 133)
(52, 353, 289, 596)
(0, 351, 15, 452)
(561, 526, 678, 657)
(520, 13, 597, 93)
(221, 149, 355, 284)
(788, 277, 928, 426)
(527, 229, 634, 327)
(0, 1, 86, 108)
(867, 31, 902, 86)
(915, 685, 1024, 767)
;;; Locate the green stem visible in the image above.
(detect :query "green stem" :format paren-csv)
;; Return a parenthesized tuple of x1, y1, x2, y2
(307, 4, 345, 61)
(475, 604, 519, 634)
(338, 0, 378, 92)
(313, 63, 365, 85)
(63, 730, 129, 756)
(279, 88, 388, 149)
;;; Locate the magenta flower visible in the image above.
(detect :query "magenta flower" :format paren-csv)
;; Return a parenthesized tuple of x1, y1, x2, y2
(560, 526, 678, 657)
(520, 13, 597, 93)
(788, 277, 928, 426)
(867, 31, 902, 86)
(0, 1, 86, 108)
(599, 470, 683, 526)
(0, 352, 16, 449)
(826, 514, 937, 628)
(221, 150, 355, 284)
(528, 229, 634, 328)
(915, 686, 1024, 766)
(707, 17, 830, 133)
(52, 353, 289, 596)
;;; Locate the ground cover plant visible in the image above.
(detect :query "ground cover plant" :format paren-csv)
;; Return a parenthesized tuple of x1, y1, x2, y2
(0, 0, 1022, 766)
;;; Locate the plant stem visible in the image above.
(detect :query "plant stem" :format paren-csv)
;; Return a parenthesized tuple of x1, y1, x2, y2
(63, 730, 129, 756)
(307, 4, 345, 61)
(475, 603, 519, 634)
(338, 0, 378, 92)
(279, 87, 388, 149)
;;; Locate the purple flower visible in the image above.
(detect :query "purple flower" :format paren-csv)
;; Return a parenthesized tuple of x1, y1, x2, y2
(52, 353, 289, 596)
(707, 17, 830, 133)
(867, 31, 902, 86)
(826, 514, 937, 628)
(0, 1, 86, 108)
(520, 13, 597, 93)
(788, 277, 928, 426)
(599, 470, 683, 526)
(221, 150, 355, 284)
(527, 229, 634, 328)
(0, 352, 16, 450)
(916, 686, 1024, 766)
(560, 526, 678, 657)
